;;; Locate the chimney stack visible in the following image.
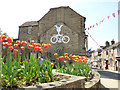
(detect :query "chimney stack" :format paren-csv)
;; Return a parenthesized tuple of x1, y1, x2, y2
(105, 41, 110, 47)
(111, 39, 115, 45)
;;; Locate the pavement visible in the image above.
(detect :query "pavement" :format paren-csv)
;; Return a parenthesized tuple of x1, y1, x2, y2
(92, 67, 120, 90)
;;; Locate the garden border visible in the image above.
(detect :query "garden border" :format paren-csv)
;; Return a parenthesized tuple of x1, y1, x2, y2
(17, 69, 101, 90)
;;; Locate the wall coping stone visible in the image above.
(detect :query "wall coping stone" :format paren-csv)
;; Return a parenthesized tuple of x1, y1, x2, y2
(19, 70, 86, 89)
(85, 69, 101, 88)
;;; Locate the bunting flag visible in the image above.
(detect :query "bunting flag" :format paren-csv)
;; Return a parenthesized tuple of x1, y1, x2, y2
(118, 10, 120, 15)
(87, 48, 92, 52)
(108, 16, 110, 20)
(85, 10, 119, 31)
(96, 23, 98, 26)
(112, 13, 115, 17)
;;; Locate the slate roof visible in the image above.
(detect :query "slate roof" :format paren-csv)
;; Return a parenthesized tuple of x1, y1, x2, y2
(20, 21, 38, 27)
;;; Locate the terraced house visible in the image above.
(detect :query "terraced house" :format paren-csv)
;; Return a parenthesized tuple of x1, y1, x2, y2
(18, 6, 89, 59)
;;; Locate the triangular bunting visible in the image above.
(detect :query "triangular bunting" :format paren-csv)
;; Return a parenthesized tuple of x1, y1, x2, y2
(112, 13, 115, 17)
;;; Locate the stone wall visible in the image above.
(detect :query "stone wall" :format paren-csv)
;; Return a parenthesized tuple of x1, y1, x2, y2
(85, 69, 101, 89)
(19, 25, 39, 42)
(17, 69, 101, 90)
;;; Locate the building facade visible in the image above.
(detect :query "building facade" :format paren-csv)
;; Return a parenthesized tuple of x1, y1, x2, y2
(91, 40, 120, 72)
(19, 6, 88, 59)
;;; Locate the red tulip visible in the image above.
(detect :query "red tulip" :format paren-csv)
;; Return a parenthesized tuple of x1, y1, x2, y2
(33, 43, 36, 47)
(14, 49, 18, 53)
(16, 40, 20, 45)
(6, 37, 13, 43)
(65, 56, 69, 60)
(9, 46, 13, 50)
(30, 40, 34, 45)
(28, 45, 33, 48)
(14, 44, 18, 48)
(54, 53, 58, 57)
(3, 42, 8, 47)
(44, 45, 48, 49)
(21, 41, 27, 46)
(0, 34, 6, 41)
(21, 46, 25, 50)
(64, 53, 68, 56)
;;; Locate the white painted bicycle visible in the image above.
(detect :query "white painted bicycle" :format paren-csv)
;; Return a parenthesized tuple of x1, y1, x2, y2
(50, 25, 70, 44)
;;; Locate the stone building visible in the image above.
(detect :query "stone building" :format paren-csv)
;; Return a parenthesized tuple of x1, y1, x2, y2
(18, 6, 88, 59)
(91, 40, 120, 72)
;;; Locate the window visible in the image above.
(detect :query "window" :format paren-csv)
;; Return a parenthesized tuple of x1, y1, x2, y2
(28, 27, 32, 34)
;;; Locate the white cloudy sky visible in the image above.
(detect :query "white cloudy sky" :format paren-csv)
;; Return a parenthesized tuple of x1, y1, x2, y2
(0, 0, 119, 50)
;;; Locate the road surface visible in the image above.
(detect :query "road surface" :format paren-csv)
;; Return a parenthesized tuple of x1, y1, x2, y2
(92, 68, 120, 90)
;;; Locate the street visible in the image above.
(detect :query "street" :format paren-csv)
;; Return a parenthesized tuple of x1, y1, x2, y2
(92, 68, 120, 90)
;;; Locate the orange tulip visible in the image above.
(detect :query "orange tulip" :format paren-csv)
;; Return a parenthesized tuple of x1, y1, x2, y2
(54, 53, 58, 57)
(42, 44, 45, 47)
(16, 40, 20, 45)
(14, 44, 18, 48)
(72, 55, 76, 59)
(64, 53, 68, 56)
(14, 49, 18, 53)
(44, 44, 48, 49)
(30, 40, 34, 45)
(59, 56, 64, 59)
(3, 42, 8, 47)
(0, 34, 6, 41)
(6, 37, 13, 43)
(69, 55, 73, 58)
(36, 43, 40, 47)
(21, 41, 27, 46)
(40, 49, 43, 53)
(51, 63, 54, 66)
(74, 60, 78, 63)
(65, 56, 69, 59)
(34, 46, 39, 51)
(9, 46, 13, 50)
(38, 47, 42, 51)
(8, 43, 12, 46)
(56, 58, 59, 61)
(48, 44, 51, 47)
(21, 46, 25, 50)
(28, 45, 33, 48)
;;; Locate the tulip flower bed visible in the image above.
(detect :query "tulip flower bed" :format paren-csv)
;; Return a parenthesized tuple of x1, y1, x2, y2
(0, 34, 93, 89)
(1, 56, 58, 89)
(0, 34, 60, 89)
(54, 53, 93, 81)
